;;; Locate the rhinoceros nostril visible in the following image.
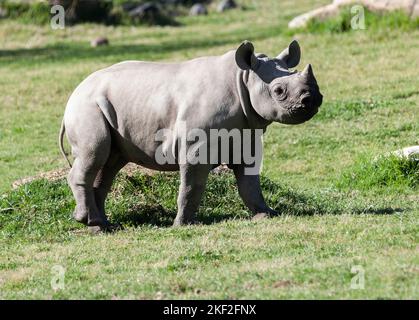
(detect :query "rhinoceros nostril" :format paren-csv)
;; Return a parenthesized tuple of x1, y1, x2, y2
(301, 96, 312, 107)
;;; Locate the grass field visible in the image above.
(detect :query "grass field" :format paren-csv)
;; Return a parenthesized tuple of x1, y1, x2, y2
(0, 0, 418, 299)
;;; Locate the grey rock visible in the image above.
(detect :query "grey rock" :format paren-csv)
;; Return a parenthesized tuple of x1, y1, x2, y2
(90, 37, 109, 47)
(128, 2, 160, 18)
(0, 8, 7, 19)
(392, 146, 419, 160)
(217, 0, 237, 12)
(189, 3, 208, 16)
(289, 0, 419, 29)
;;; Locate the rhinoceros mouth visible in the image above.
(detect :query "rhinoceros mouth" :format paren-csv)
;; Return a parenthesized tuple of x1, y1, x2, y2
(283, 105, 319, 124)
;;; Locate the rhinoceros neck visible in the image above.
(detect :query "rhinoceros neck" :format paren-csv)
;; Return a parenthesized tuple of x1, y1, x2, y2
(236, 69, 272, 129)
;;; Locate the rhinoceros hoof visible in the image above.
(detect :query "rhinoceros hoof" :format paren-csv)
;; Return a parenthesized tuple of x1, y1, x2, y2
(88, 223, 122, 234)
(252, 209, 278, 220)
(73, 210, 88, 225)
(252, 212, 270, 220)
(172, 218, 198, 227)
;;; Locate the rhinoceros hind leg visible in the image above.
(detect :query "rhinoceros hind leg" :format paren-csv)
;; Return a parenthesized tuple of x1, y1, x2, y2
(93, 152, 127, 223)
(66, 113, 111, 227)
(69, 157, 109, 227)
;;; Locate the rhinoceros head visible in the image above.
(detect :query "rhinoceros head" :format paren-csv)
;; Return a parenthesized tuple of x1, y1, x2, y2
(235, 40, 323, 125)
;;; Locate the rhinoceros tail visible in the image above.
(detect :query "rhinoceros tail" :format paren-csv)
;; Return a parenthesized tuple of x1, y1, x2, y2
(59, 119, 72, 168)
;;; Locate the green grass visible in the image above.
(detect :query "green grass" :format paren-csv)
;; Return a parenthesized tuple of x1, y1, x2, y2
(0, 0, 418, 299)
(1, 171, 418, 299)
(338, 154, 419, 191)
(294, 6, 419, 34)
(3, 171, 396, 242)
(0, 1, 51, 25)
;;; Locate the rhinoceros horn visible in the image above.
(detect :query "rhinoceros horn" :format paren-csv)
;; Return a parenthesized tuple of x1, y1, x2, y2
(301, 64, 315, 82)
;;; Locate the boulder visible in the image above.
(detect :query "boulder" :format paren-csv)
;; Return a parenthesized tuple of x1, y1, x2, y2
(217, 0, 237, 13)
(189, 3, 208, 16)
(392, 146, 419, 160)
(129, 2, 161, 19)
(128, 2, 176, 25)
(288, 0, 419, 29)
(0, 8, 7, 19)
(121, 1, 140, 12)
(90, 37, 109, 47)
(288, 3, 339, 29)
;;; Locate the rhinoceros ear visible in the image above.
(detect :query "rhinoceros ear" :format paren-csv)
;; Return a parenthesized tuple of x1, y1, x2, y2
(235, 41, 258, 70)
(277, 40, 301, 69)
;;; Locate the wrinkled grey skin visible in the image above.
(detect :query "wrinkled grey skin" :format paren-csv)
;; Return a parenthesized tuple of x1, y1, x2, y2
(59, 40, 323, 231)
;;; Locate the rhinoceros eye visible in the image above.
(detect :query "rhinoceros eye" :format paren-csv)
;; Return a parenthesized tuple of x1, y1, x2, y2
(275, 87, 283, 95)
(273, 86, 287, 101)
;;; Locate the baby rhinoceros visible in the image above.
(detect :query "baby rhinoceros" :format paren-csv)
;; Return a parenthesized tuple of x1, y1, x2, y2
(59, 40, 323, 232)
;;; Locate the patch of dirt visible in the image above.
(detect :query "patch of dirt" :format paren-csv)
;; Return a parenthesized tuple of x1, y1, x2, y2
(272, 280, 293, 288)
(12, 167, 69, 189)
(211, 164, 231, 174)
(12, 163, 230, 189)
(0, 268, 31, 285)
(120, 163, 157, 177)
(11, 163, 157, 190)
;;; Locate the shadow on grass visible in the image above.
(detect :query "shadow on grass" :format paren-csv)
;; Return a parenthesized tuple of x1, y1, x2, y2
(107, 173, 405, 228)
(393, 90, 419, 100)
(0, 25, 281, 66)
(352, 207, 405, 215)
(0, 40, 227, 65)
(112, 204, 176, 228)
(112, 204, 236, 228)
(0, 172, 406, 239)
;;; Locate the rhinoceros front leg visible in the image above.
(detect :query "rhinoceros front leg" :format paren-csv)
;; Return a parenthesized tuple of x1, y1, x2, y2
(173, 164, 212, 226)
(232, 165, 278, 219)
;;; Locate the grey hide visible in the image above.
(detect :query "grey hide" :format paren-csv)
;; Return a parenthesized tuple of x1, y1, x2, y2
(59, 40, 323, 231)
